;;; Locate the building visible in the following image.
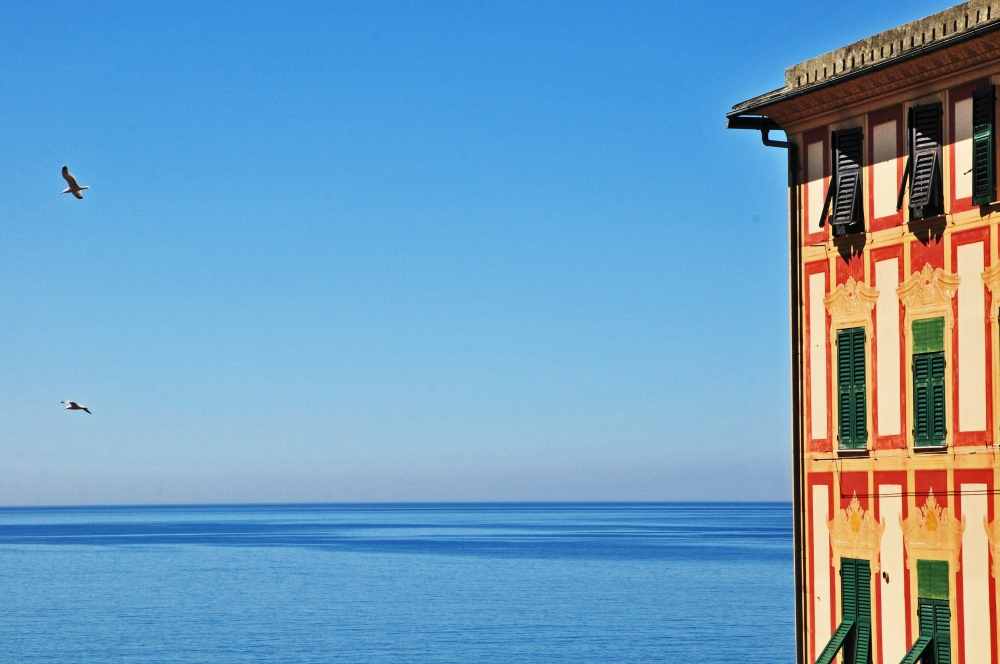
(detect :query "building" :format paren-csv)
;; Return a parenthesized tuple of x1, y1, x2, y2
(728, 3, 1000, 664)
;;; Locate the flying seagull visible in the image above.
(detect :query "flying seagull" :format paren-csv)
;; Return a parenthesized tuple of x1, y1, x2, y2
(61, 166, 89, 199)
(61, 400, 92, 414)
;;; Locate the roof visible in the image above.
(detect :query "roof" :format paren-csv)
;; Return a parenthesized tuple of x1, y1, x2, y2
(729, 1, 1000, 122)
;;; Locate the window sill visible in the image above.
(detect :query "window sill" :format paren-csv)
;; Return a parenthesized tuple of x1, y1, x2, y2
(913, 444, 947, 454)
(831, 230, 866, 245)
(906, 215, 946, 233)
(837, 448, 870, 459)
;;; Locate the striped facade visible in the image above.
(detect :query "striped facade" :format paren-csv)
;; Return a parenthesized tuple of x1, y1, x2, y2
(731, 3, 1000, 663)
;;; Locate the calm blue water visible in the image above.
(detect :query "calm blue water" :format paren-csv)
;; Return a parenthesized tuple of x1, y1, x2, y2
(0, 503, 794, 663)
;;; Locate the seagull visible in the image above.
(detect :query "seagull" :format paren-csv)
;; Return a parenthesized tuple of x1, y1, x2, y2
(61, 400, 92, 414)
(61, 166, 89, 199)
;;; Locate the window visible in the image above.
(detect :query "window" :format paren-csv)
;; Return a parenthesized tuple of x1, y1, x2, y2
(815, 558, 871, 664)
(822, 128, 864, 235)
(912, 318, 946, 446)
(973, 85, 995, 205)
(837, 327, 867, 449)
(900, 560, 951, 664)
(898, 104, 943, 219)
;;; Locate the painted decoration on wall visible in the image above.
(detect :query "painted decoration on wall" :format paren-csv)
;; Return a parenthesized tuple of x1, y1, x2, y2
(826, 493, 885, 572)
(986, 516, 1000, 578)
(824, 276, 879, 324)
(900, 491, 966, 572)
(897, 264, 961, 312)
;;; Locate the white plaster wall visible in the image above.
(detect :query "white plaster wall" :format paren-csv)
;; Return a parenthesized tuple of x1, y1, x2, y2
(957, 242, 986, 432)
(878, 486, 906, 664)
(873, 121, 898, 218)
(875, 259, 901, 436)
(810, 273, 828, 439)
(961, 484, 990, 664)
(955, 98, 974, 200)
(812, 484, 832, 658)
(807, 141, 825, 234)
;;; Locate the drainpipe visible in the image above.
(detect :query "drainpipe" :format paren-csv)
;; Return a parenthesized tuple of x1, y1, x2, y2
(727, 115, 806, 664)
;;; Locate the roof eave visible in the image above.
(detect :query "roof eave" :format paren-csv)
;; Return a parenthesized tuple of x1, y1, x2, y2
(727, 18, 1000, 122)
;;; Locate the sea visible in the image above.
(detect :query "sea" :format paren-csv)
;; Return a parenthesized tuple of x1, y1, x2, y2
(0, 503, 795, 663)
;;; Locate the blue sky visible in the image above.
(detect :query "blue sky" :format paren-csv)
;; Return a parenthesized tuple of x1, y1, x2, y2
(0, 1, 947, 504)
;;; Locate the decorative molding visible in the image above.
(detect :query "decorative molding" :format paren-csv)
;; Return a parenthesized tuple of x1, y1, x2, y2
(827, 493, 885, 573)
(900, 491, 966, 572)
(897, 263, 961, 315)
(982, 262, 1000, 293)
(985, 263, 1000, 445)
(983, 262, 1000, 323)
(897, 264, 960, 449)
(987, 516, 1000, 578)
(824, 277, 879, 332)
(824, 278, 878, 450)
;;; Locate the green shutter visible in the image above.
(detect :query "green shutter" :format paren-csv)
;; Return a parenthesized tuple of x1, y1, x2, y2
(853, 559, 872, 664)
(852, 330, 867, 448)
(816, 621, 854, 664)
(930, 353, 947, 443)
(973, 85, 995, 206)
(837, 328, 867, 450)
(919, 599, 937, 636)
(901, 562, 951, 664)
(913, 353, 931, 444)
(912, 318, 946, 447)
(899, 636, 932, 664)
(932, 600, 952, 664)
(814, 558, 872, 664)
(840, 558, 860, 664)
(917, 560, 949, 600)
(912, 317, 945, 353)
(838, 329, 854, 448)
(913, 352, 947, 446)
(841, 558, 858, 621)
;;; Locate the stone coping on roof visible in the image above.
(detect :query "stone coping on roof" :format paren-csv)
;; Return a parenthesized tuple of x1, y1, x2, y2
(786, 1, 997, 90)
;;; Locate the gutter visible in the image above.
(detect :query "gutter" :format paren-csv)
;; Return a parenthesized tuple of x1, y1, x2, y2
(726, 116, 807, 664)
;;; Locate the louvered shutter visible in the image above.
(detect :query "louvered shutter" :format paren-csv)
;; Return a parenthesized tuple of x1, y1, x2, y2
(853, 560, 872, 664)
(913, 354, 931, 444)
(840, 558, 859, 664)
(914, 599, 953, 663)
(837, 328, 867, 450)
(912, 318, 946, 447)
(930, 353, 947, 444)
(851, 329, 867, 448)
(973, 86, 995, 205)
(815, 621, 854, 664)
(841, 558, 858, 622)
(903, 561, 950, 664)
(838, 329, 854, 448)
(933, 600, 952, 664)
(831, 129, 864, 235)
(899, 635, 932, 664)
(908, 104, 943, 218)
(817, 558, 868, 664)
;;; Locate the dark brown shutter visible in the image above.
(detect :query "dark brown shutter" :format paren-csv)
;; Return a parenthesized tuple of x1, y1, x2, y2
(831, 128, 864, 234)
(908, 104, 943, 219)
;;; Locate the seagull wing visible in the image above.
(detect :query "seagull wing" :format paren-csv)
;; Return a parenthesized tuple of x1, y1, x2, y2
(83, 407, 92, 414)
(62, 166, 80, 189)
